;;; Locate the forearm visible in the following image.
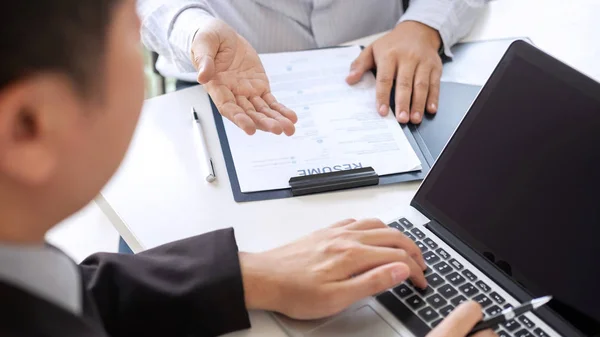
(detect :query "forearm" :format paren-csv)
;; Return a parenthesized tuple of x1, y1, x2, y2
(398, 0, 489, 57)
(79, 228, 251, 337)
(137, 0, 217, 72)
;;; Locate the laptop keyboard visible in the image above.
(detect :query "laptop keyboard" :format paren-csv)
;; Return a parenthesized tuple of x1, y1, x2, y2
(376, 218, 551, 337)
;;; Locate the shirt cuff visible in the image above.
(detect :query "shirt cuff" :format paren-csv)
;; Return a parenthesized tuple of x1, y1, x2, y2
(169, 8, 217, 72)
(397, 0, 455, 58)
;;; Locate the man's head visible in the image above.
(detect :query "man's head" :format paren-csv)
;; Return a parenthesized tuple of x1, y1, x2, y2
(0, 0, 144, 242)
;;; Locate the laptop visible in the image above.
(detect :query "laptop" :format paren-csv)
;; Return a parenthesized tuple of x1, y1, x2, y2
(272, 40, 600, 337)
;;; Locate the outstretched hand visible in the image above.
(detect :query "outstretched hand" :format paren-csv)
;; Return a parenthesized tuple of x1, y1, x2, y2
(191, 19, 297, 136)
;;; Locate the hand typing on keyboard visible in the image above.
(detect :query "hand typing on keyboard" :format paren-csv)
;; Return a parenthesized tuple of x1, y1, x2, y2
(238, 218, 428, 319)
(378, 218, 499, 337)
(427, 301, 497, 337)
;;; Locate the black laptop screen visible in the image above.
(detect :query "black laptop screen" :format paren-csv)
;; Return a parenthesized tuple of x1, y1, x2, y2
(413, 42, 600, 334)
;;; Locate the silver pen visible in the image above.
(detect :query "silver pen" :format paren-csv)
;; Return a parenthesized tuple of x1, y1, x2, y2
(468, 296, 552, 335)
(191, 107, 216, 183)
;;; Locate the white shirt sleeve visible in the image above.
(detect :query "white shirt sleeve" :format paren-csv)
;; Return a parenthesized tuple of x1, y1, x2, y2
(398, 0, 489, 57)
(137, 0, 216, 72)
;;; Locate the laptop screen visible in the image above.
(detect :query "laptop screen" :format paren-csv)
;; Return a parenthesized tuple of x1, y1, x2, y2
(412, 42, 600, 335)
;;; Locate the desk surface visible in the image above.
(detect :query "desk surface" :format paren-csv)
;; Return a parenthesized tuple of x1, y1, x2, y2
(99, 0, 599, 335)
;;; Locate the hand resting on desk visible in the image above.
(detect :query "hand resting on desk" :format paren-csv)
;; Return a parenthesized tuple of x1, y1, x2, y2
(238, 218, 496, 337)
(346, 21, 443, 125)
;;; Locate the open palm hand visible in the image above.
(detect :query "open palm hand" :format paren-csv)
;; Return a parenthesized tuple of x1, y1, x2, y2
(192, 20, 297, 136)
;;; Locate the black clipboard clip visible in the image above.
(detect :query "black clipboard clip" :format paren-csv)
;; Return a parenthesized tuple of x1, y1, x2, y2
(289, 167, 379, 197)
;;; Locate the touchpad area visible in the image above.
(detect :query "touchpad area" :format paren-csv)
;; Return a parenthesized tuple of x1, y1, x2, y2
(306, 305, 400, 337)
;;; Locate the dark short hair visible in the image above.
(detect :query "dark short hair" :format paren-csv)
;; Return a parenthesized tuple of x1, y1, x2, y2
(0, 0, 121, 96)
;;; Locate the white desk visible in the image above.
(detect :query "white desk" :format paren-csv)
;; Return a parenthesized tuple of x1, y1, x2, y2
(98, 0, 600, 335)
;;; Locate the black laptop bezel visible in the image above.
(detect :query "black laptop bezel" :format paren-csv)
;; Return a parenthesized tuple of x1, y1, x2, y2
(411, 40, 599, 336)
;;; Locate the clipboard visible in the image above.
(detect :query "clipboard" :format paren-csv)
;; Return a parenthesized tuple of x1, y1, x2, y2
(211, 38, 530, 202)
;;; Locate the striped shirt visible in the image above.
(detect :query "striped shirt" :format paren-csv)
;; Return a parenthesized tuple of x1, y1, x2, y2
(138, 0, 487, 79)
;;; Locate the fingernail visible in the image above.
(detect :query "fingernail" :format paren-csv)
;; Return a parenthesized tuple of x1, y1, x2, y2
(379, 104, 388, 115)
(430, 103, 437, 111)
(398, 111, 409, 122)
(391, 266, 409, 284)
(413, 112, 421, 121)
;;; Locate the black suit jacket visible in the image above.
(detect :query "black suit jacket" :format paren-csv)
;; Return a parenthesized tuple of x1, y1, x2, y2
(0, 228, 251, 337)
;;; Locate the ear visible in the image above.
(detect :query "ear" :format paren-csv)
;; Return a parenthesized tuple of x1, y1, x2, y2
(0, 75, 78, 186)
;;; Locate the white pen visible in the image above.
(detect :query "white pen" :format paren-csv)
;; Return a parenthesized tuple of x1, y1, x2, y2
(191, 107, 216, 183)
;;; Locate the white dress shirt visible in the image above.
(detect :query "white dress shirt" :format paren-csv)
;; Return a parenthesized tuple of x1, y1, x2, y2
(138, 0, 487, 80)
(0, 243, 81, 315)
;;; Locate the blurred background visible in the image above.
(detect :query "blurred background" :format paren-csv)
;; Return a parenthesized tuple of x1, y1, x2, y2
(144, 48, 176, 98)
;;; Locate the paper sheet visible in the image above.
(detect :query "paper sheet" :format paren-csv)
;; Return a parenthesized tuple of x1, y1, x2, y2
(223, 46, 421, 193)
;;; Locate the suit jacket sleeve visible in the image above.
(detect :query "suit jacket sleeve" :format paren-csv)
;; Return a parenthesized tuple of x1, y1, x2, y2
(79, 228, 251, 337)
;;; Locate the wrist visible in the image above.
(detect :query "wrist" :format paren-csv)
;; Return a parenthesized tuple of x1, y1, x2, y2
(189, 15, 222, 52)
(396, 20, 442, 51)
(171, 8, 218, 60)
(239, 252, 280, 312)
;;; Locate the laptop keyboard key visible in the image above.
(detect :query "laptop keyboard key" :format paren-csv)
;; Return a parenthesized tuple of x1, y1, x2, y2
(462, 269, 477, 282)
(431, 319, 443, 328)
(417, 306, 440, 322)
(415, 286, 434, 297)
(415, 241, 428, 253)
(439, 305, 454, 317)
(389, 221, 405, 232)
(426, 294, 448, 309)
(459, 283, 479, 297)
(502, 320, 522, 332)
(451, 295, 468, 306)
(475, 280, 491, 293)
(490, 292, 506, 305)
(434, 261, 453, 275)
(533, 328, 550, 337)
(425, 273, 445, 288)
(515, 329, 533, 337)
(405, 233, 417, 241)
(438, 284, 459, 299)
(446, 272, 466, 286)
(406, 295, 426, 310)
(424, 238, 438, 249)
(435, 248, 450, 259)
(518, 316, 535, 329)
(473, 294, 493, 308)
(393, 284, 414, 298)
(498, 330, 511, 337)
(410, 228, 427, 240)
(486, 305, 503, 316)
(376, 291, 430, 337)
(449, 258, 464, 270)
(399, 218, 414, 229)
(423, 251, 441, 265)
